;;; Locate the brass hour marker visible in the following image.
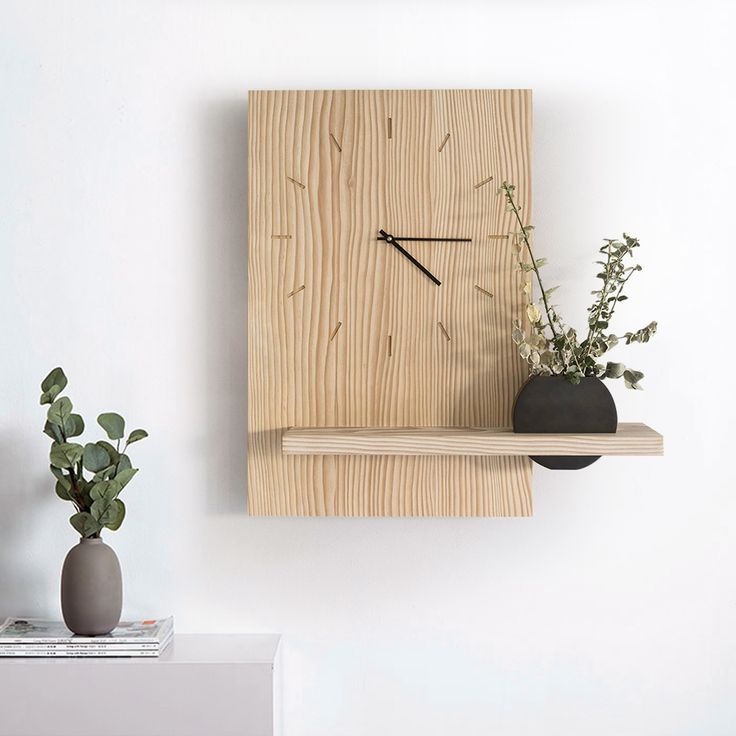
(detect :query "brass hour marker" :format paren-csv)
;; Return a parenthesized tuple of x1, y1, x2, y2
(286, 175, 305, 189)
(329, 321, 343, 342)
(474, 284, 494, 298)
(287, 284, 305, 299)
(329, 133, 342, 152)
(271, 234, 292, 240)
(437, 133, 450, 152)
(387, 335, 393, 356)
(474, 176, 494, 189)
(387, 116, 392, 140)
(437, 321, 451, 342)
(488, 234, 509, 241)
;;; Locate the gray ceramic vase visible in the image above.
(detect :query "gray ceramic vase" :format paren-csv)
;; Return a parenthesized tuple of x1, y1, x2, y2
(61, 537, 122, 636)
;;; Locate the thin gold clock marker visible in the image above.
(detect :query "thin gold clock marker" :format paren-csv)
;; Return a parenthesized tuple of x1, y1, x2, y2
(488, 234, 509, 241)
(437, 321, 451, 342)
(329, 321, 343, 342)
(474, 176, 494, 189)
(438, 133, 450, 153)
(271, 234, 292, 240)
(474, 285, 494, 299)
(286, 175, 305, 190)
(387, 116, 392, 140)
(387, 335, 393, 356)
(329, 133, 342, 152)
(287, 284, 305, 299)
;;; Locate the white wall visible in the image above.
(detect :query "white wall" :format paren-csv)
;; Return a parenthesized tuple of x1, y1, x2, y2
(1, 1, 734, 734)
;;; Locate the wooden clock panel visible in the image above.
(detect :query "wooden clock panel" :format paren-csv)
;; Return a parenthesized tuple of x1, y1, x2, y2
(248, 89, 533, 516)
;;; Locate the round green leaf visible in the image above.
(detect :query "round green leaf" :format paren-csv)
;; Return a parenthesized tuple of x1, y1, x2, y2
(50, 465, 70, 488)
(97, 412, 125, 440)
(55, 481, 71, 501)
(104, 500, 126, 531)
(69, 511, 101, 538)
(114, 467, 138, 489)
(92, 465, 117, 483)
(50, 442, 84, 469)
(43, 421, 63, 443)
(83, 443, 111, 473)
(605, 362, 626, 379)
(40, 384, 62, 405)
(89, 479, 122, 502)
(75, 477, 92, 508)
(623, 369, 645, 390)
(90, 497, 109, 522)
(116, 453, 132, 472)
(47, 397, 73, 428)
(64, 413, 85, 438)
(41, 367, 67, 393)
(93, 496, 124, 527)
(127, 429, 148, 444)
(96, 440, 119, 465)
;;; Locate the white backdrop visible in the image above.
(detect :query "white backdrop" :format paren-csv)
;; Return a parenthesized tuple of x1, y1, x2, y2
(1, 1, 734, 734)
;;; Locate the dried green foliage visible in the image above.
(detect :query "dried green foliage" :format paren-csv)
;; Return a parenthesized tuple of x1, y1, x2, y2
(499, 182, 657, 388)
(39, 367, 148, 538)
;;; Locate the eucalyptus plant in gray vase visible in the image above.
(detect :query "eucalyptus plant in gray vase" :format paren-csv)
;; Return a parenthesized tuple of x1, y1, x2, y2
(40, 367, 148, 635)
(499, 183, 657, 470)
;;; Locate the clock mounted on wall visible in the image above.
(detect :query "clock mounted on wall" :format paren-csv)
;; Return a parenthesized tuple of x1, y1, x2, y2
(248, 89, 533, 516)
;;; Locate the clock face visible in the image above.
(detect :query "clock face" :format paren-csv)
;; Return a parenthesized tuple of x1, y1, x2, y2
(248, 90, 532, 516)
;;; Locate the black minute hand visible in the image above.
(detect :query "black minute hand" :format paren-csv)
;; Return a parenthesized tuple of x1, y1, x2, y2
(377, 234, 471, 242)
(378, 229, 441, 286)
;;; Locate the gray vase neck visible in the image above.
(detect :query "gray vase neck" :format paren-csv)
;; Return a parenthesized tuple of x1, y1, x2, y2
(79, 537, 104, 545)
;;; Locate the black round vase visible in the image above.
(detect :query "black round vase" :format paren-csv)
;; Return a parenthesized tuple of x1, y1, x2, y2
(512, 376, 617, 470)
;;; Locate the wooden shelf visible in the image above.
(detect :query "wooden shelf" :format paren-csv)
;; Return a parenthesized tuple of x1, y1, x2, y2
(282, 423, 663, 457)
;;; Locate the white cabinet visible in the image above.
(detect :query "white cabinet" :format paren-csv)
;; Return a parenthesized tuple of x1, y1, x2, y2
(0, 634, 281, 736)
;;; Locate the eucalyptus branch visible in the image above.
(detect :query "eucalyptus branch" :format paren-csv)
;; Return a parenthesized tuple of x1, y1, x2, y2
(583, 244, 614, 351)
(58, 422, 85, 514)
(602, 267, 637, 334)
(501, 183, 585, 373)
(581, 236, 641, 365)
(501, 183, 559, 342)
(40, 367, 148, 538)
(497, 185, 656, 388)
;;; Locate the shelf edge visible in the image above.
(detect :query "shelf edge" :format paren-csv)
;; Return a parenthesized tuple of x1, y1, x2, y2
(281, 423, 664, 457)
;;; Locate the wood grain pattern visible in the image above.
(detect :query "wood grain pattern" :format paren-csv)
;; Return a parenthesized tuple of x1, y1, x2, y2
(282, 423, 664, 457)
(248, 90, 533, 516)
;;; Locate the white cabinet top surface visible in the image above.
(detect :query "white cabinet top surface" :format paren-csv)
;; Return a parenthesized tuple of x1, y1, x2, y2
(0, 633, 281, 665)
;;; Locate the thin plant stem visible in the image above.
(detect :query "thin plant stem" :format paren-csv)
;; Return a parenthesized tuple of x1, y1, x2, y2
(58, 423, 85, 514)
(503, 185, 559, 342)
(582, 245, 614, 356)
(603, 267, 636, 332)
(582, 250, 637, 365)
(502, 184, 583, 374)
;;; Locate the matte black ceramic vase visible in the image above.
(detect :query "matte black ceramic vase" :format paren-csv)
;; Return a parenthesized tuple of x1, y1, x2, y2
(61, 537, 122, 635)
(512, 375, 617, 469)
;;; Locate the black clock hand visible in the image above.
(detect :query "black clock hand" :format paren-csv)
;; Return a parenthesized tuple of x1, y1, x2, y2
(378, 230, 441, 286)
(377, 235, 471, 243)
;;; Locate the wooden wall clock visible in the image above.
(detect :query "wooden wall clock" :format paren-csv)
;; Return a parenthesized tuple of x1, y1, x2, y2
(248, 89, 533, 516)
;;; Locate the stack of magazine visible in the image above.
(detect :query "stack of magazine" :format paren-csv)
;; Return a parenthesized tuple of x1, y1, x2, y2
(0, 616, 174, 657)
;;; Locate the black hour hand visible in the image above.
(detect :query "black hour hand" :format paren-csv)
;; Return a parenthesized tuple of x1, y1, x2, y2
(378, 230, 441, 286)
